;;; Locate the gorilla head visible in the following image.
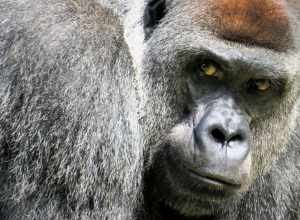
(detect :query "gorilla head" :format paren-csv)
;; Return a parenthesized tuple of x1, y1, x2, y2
(142, 0, 300, 218)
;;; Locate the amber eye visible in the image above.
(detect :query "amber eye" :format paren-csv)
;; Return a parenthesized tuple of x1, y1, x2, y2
(199, 61, 224, 80)
(253, 79, 271, 91)
(248, 79, 271, 92)
(200, 61, 218, 76)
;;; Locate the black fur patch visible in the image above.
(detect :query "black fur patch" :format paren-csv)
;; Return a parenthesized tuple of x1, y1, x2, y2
(144, 0, 166, 39)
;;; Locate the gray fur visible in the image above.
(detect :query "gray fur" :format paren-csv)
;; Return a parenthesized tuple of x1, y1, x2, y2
(0, 0, 143, 219)
(1, 0, 300, 220)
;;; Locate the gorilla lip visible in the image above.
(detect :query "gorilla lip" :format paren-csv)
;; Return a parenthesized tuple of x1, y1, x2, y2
(187, 168, 242, 190)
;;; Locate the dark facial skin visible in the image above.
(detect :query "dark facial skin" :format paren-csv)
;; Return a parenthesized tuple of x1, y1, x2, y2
(142, 0, 300, 218)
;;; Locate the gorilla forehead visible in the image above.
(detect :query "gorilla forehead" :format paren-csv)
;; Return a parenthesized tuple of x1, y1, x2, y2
(212, 0, 291, 49)
(147, 1, 299, 81)
(181, 0, 293, 51)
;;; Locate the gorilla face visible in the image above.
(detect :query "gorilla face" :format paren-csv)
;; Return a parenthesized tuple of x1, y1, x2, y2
(142, 0, 300, 217)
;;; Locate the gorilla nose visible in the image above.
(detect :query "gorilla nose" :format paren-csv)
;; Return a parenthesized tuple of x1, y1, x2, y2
(209, 125, 245, 146)
(194, 107, 250, 164)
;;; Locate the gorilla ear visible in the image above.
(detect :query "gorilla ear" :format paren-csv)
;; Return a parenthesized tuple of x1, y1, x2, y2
(144, 0, 166, 40)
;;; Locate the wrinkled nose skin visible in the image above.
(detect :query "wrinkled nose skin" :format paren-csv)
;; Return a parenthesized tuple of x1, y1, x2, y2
(194, 105, 251, 167)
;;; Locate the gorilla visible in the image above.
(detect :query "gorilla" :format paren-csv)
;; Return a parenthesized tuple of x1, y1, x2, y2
(0, 0, 300, 220)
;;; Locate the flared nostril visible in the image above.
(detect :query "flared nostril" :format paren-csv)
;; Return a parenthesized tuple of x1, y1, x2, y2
(209, 127, 246, 145)
(210, 128, 226, 144)
(229, 134, 244, 142)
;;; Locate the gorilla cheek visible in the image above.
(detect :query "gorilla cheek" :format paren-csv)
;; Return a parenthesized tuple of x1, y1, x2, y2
(167, 123, 196, 160)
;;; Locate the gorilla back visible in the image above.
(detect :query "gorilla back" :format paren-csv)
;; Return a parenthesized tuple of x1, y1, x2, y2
(0, 0, 143, 219)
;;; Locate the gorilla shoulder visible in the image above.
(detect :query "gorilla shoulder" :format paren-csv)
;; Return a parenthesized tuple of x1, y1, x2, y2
(0, 1, 142, 219)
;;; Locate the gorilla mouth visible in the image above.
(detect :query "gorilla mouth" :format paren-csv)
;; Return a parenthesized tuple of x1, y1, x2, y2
(187, 168, 242, 190)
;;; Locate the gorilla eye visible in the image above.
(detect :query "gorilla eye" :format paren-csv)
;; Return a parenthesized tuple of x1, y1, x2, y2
(200, 61, 223, 79)
(247, 79, 271, 92)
